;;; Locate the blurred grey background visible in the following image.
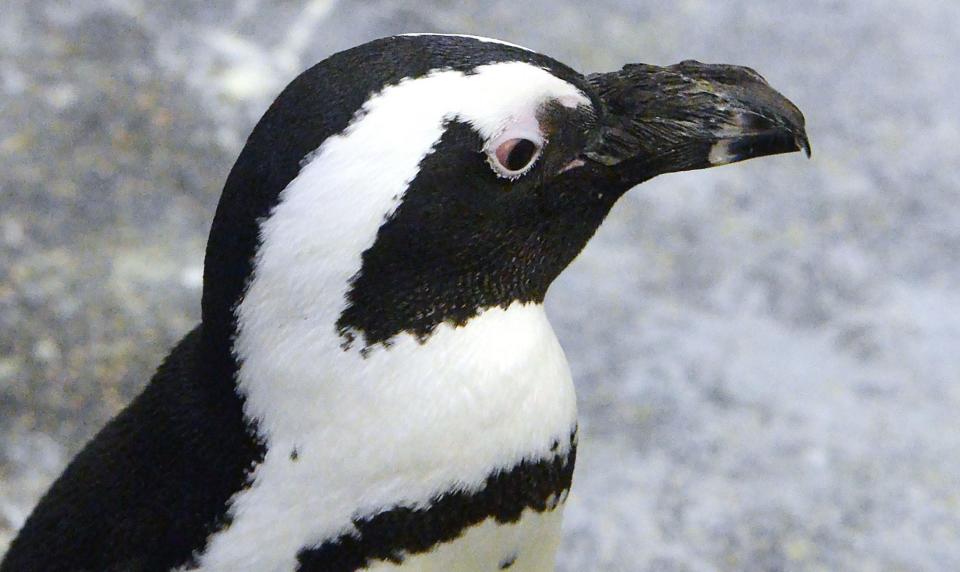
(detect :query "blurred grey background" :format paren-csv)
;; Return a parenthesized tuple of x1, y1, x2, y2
(2, 1, 959, 570)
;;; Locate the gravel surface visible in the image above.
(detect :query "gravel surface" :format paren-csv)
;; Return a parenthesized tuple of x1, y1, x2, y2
(2, 1, 959, 570)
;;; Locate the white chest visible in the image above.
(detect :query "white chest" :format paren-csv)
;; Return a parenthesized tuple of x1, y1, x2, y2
(187, 303, 577, 571)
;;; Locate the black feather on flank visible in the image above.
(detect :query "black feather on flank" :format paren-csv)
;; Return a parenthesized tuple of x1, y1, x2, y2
(296, 429, 577, 572)
(0, 327, 265, 572)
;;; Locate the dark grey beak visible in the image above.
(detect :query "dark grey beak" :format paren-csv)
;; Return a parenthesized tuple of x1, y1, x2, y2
(585, 60, 809, 185)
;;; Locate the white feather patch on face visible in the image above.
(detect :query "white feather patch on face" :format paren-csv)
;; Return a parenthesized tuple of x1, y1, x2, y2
(235, 60, 590, 367)
(187, 62, 586, 570)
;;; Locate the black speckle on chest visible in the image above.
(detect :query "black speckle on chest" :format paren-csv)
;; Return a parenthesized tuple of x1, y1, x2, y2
(296, 428, 577, 572)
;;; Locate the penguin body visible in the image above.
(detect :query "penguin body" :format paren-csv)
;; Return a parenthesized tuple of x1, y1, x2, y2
(2, 34, 808, 572)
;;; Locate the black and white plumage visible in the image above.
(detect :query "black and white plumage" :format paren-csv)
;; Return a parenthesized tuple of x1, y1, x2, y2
(1, 34, 808, 572)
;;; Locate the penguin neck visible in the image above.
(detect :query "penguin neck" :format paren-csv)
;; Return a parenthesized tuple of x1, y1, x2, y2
(197, 153, 621, 408)
(226, 161, 581, 463)
(209, 133, 585, 455)
(229, 247, 579, 516)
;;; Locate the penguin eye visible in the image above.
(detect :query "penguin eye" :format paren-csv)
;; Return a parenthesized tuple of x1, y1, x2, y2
(497, 139, 539, 171)
(486, 135, 543, 179)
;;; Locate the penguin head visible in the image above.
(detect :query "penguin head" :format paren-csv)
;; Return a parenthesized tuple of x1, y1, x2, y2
(200, 34, 808, 361)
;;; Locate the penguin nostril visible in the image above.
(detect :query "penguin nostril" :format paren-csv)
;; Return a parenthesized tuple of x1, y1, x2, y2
(491, 138, 541, 178)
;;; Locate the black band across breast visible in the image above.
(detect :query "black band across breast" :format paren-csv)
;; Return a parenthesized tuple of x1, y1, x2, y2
(297, 429, 577, 571)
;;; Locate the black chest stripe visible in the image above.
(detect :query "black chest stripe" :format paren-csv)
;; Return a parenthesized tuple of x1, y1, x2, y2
(296, 430, 577, 572)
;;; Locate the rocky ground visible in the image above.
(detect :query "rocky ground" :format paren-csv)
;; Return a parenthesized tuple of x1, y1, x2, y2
(2, 1, 959, 570)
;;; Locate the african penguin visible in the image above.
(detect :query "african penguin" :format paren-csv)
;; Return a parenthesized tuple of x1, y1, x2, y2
(1, 34, 808, 572)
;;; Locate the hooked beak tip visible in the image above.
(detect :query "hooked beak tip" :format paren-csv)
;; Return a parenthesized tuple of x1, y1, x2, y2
(796, 132, 812, 158)
(706, 122, 810, 167)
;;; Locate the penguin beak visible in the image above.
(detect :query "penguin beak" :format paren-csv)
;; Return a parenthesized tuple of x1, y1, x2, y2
(584, 60, 809, 185)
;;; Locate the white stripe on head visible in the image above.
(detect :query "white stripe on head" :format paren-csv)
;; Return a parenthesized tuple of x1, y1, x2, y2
(188, 61, 584, 569)
(236, 60, 590, 378)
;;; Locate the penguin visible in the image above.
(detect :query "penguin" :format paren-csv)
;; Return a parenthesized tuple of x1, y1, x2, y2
(1, 34, 808, 572)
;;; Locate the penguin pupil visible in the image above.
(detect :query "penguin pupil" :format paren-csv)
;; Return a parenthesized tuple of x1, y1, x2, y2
(505, 139, 538, 171)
